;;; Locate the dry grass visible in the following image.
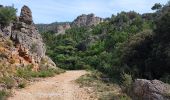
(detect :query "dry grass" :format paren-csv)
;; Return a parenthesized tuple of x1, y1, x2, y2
(0, 62, 15, 78)
(0, 89, 11, 100)
(76, 70, 131, 100)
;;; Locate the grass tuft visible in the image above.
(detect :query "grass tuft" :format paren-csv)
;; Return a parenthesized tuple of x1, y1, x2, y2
(16, 67, 65, 79)
(76, 70, 131, 100)
(0, 90, 11, 100)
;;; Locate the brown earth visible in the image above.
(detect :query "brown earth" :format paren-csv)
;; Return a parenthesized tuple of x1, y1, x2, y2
(8, 70, 96, 100)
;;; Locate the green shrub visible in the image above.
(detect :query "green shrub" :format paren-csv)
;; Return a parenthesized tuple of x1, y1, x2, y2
(121, 73, 133, 94)
(121, 30, 153, 79)
(1, 76, 15, 89)
(17, 66, 65, 79)
(151, 3, 162, 10)
(18, 80, 26, 88)
(30, 43, 37, 53)
(76, 71, 130, 100)
(99, 93, 131, 100)
(36, 68, 65, 77)
(16, 67, 34, 79)
(0, 6, 17, 26)
(160, 74, 170, 84)
(0, 90, 9, 100)
(37, 69, 55, 77)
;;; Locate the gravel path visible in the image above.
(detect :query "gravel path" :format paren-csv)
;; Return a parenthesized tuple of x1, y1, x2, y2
(8, 70, 96, 100)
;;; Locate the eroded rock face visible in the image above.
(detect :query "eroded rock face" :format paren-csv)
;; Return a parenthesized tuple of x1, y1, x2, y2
(11, 22, 45, 63)
(19, 5, 33, 25)
(132, 79, 170, 100)
(56, 23, 71, 35)
(9, 5, 56, 69)
(72, 14, 103, 27)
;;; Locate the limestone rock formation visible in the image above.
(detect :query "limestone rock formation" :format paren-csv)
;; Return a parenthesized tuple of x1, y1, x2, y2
(56, 23, 71, 35)
(36, 22, 71, 35)
(19, 5, 33, 25)
(11, 6, 46, 64)
(0, 5, 56, 70)
(71, 13, 103, 27)
(131, 79, 170, 100)
(36, 14, 103, 34)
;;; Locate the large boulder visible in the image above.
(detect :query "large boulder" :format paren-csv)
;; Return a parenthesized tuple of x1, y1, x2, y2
(132, 79, 170, 100)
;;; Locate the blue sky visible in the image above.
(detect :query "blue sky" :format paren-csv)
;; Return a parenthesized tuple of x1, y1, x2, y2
(0, 0, 168, 24)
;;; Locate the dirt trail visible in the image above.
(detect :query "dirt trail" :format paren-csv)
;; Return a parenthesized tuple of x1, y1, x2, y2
(8, 70, 96, 100)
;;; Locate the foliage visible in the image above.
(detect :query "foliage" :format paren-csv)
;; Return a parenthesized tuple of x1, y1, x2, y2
(41, 11, 151, 73)
(151, 3, 162, 10)
(0, 6, 17, 26)
(36, 22, 71, 33)
(30, 43, 38, 53)
(18, 80, 27, 88)
(1, 76, 15, 89)
(119, 2, 170, 81)
(40, 1, 170, 86)
(160, 74, 170, 84)
(16, 65, 65, 79)
(121, 30, 153, 78)
(121, 73, 133, 95)
(76, 70, 131, 100)
(0, 90, 9, 100)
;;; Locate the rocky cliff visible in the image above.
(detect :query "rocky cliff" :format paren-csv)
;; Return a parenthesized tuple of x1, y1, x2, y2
(36, 14, 103, 34)
(56, 23, 71, 34)
(36, 22, 71, 35)
(0, 5, 56, 71)
(71, 13, 103, 27)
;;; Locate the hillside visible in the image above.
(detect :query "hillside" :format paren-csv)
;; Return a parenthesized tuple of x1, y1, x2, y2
(36, 22, 71, 34)
(0, 5, 64, 99)
(39, 1, 170, 100)
(36, 14, 103, 35)
(0, 1, 170, 100)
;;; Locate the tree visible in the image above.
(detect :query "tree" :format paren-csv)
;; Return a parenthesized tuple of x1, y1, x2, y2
(167, 0, 170, 6)
(155, 10, 170, 35)
(0, 6, 17, 26)
(151, 3, 162, 10)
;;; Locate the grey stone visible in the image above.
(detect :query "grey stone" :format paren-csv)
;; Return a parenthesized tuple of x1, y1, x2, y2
(10, 5, 56, 68)
(56, 23, 71, 35)
(19, 5, 33, 25)
(72, 13, 103, 27)
(132, 79, 170, 100)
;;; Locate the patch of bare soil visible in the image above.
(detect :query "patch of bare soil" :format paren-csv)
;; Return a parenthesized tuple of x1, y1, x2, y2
(8, 70, 96, 100)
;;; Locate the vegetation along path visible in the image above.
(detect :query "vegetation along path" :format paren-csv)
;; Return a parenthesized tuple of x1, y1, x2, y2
(8, 70, 96, 100)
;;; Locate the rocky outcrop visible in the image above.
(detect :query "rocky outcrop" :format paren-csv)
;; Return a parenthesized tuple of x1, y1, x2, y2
(142, 13, 154, 20)
(19, 5, 33, 25)
(36, 14, 103, 34)
(36, 22, 71, 35)
(56, 23, 70, 35)
(71, 13, 103, 27)
(131, 79, 170, 100)
(0, 5, 56, 70)
(11, 5, 46, 64)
